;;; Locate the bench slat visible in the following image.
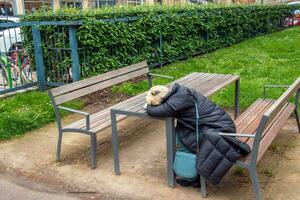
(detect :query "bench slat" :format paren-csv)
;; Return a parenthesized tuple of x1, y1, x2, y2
(236, 99, 274, 137)
(238, 100, 275, 143)
(242, 102, 295, 163)
(248, 102, 292, 146)
(51, 61, 148, 97)
(234, 99, 265, 126)
(264, 77, 300, 125)
(55, 67, 149, 105)
(256, 103, 295, 162)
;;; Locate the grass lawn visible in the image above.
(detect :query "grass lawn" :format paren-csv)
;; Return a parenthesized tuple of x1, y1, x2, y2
(114, 26, 300, 109)
(0, 92, 83, 140)
(1, 27, 299, 141)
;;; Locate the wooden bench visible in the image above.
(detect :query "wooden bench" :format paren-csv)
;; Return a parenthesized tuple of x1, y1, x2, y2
(48, 61, 162, 169)
(200, 78, 300, 200)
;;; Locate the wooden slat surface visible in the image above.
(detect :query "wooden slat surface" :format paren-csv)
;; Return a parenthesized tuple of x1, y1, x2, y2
(236, 99, 295, 164)
(236, 77, 299, 164)
(237, 99, 275, 143)
(114, 73, 239, 112)
(255, 103, 295, 162)
(55, 67, 149, 105)
(64, 72, 239, 133)
(234, 99, 266, 126)
(51, 61, 148, 97)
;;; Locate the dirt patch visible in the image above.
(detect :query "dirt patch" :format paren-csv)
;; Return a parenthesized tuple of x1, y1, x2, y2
(80, 75, 147, 113)
(81, 88, 132, 113)
(0, 112, 299, 199)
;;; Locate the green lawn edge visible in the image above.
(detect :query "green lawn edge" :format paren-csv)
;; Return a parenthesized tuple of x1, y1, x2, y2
(113, 26, 300, 109)
(0, 92, 83, 140)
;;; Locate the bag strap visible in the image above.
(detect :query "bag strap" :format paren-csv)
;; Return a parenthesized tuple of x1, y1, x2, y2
(194, 99, 200, 154)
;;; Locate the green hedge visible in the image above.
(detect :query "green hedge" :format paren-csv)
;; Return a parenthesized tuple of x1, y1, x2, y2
(22, 4, 296, 79)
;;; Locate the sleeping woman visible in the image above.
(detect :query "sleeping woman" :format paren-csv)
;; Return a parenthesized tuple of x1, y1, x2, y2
(145, 83, 242, 187)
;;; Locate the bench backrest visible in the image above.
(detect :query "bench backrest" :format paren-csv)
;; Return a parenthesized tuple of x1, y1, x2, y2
(248, 77, 300, 164)
(263, 77, 300, 126)
(49, 61, 148, 105)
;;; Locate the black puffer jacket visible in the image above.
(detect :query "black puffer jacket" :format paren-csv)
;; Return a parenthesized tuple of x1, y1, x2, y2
(147, 83, 241, 184)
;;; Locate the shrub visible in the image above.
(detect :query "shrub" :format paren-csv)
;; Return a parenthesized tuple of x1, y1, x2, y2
(21, 4, 297, 79)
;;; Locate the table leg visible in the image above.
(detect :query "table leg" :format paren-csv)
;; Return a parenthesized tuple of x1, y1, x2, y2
(234, 79, 240, 119)
(111, 110, 120, 175)
(165, 117, 176, 188)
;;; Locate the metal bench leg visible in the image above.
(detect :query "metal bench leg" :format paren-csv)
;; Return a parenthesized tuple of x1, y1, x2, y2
(200, 175, 207, 198)
(90, 133, 97, 169)
(249, 168, 263, 200)
(295, 109, 300, 133)
(234, 79, 240, 119)
(56, 130, 63, 162)
(111, 110, 120, 175)
(166, 117, 176, 188)
(295, 89, 300, 133)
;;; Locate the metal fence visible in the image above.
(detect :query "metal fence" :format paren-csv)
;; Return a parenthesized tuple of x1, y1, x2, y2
(0, 20, 84, 95)
(0, 18, 37, 95)
(0, 18, 164, 95)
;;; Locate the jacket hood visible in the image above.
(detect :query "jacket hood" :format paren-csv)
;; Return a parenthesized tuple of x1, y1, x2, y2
(162, 83, 181, 103)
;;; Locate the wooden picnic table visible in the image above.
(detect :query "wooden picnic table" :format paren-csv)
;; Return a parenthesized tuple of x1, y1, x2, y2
(110, 72, 240, 188)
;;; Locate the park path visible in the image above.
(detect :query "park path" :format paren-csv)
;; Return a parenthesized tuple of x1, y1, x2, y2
(0, 113, 299, 200)
(0, 173, 80, 200)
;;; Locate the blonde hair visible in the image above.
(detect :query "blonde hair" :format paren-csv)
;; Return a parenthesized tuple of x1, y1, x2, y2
(146, 85, 170, 106)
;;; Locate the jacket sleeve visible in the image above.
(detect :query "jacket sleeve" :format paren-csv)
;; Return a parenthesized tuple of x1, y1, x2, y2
(146, 102, 177, 117)
(146, 94, 194, 117)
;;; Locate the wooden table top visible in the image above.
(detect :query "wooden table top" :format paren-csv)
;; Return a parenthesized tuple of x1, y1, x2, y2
(112, 72, 239, 114)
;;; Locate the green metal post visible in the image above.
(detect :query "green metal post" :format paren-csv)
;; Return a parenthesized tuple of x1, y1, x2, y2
(18, 52, 22, 84)
(292, 7, 295, 27)
(206, 16, 209, 41)
(159, 2, 163, 68)
(32, 26, 46, 91)
(7, 64, 13, 89)
(51, 0, 55, 10)
(1, 54, 13, 88)
(159, 34, 163, 68)
(69, 26, 80, 82)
